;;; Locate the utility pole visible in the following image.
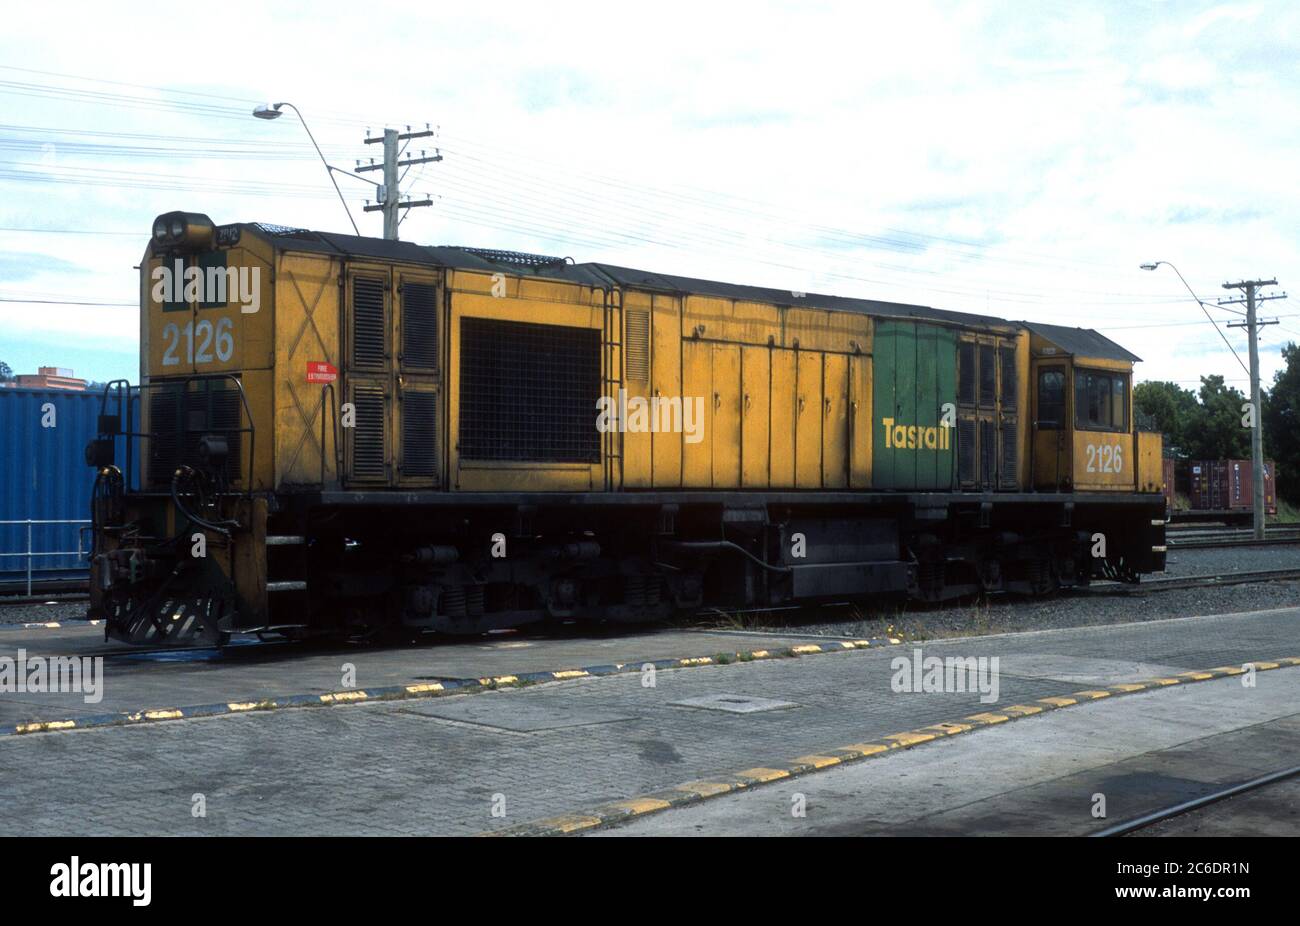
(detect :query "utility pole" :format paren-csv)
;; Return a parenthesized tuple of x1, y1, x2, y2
(358, 125, 441, 240)
(1221, 279, 1287, 540)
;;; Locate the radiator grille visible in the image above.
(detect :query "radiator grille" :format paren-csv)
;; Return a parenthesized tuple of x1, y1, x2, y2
(352, 277, 386, 367)
(350, 385, 387, 480)
(401, 281, 438, 369)
(625, 309, 650, 383)
(147, 383, 242, 484)
(459, 317, 601, 463)
(958, 342, 975, 404)
(402, 390, 438, 479)
(957, 419, 976, 485)
(979, 344, 996, 408)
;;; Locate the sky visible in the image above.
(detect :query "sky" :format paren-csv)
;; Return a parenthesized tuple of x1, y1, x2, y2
(0, 0, 1296, 393)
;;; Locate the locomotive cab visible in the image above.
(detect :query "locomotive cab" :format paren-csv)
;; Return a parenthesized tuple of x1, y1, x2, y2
(1026, 322, 1163, 496)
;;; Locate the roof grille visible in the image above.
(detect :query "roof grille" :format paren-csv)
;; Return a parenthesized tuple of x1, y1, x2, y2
(454, 246, 570, 269)
(251, 222, 311, 237)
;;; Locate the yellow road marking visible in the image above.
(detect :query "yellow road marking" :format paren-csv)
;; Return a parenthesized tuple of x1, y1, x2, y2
(922, 721, 974, 735)
(551, 669, 590, 679)
(736, 767, 791, 783)
(16, 720, 75, 733)
(837, 743, 890, 758)
(965, 712, 1010, 724)
(545, 814, 603, 834)
(319, 691, 367, 703)
(607, 797, 672, 815)
(882, 731, 937, 747)
(1073, 690, 1112, 700)
(792, 754, 842, 769)
(675, 781, 734, 798)
(1038, 696, 1078, 707)
(791, 645, 823, 654)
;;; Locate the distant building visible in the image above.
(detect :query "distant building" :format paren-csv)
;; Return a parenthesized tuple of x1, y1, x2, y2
(11, 367, 87, 391)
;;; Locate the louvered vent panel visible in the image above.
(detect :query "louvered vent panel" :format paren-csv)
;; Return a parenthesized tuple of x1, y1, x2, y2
(352, 277, 386, 367)
(979, 345, 996, 408)
(958, 342, 975, 404)
(402, 390, 438, 479)
(459, 318, 601, 462)
(350, 386, 386, 480)
(957, 419, 977, 485)
(402, 281, 438, 369)
(999, 346, 1017, 409)
(980, 419, 996, 488)
(148, 387, 180, 485)
(1000, 419, 1018, 488)
(625, 309, 650, 383)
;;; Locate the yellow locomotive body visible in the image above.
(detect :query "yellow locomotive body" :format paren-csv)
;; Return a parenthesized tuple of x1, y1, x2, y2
(86, 213, 1166, 645)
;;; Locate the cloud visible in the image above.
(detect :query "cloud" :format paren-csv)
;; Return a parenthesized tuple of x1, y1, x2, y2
(0, 0, 1295, 389)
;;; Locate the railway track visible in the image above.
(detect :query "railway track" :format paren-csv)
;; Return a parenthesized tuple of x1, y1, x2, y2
(1166, 526, 1300, 549)
(1087, 567, 1300, 595)
(0, 592, 89, 608)
(1091, 763, 1300, 837)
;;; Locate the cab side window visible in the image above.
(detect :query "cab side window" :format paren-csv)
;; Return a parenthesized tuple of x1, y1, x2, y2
(1074, 369, 1128, 431)
(1037, 369, 1065, 429)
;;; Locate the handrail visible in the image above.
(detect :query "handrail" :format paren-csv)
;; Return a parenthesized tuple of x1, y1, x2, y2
(0, 518, 91, 596)
(318, 381, 342, 487)
(95, 374, 256, 500)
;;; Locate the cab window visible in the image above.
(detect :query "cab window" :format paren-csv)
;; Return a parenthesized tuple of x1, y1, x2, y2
(1074, 369, 1127, 431)
(1037, 368, 1065, 429)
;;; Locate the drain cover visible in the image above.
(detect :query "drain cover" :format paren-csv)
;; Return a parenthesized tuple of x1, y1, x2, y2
(670, 694, 797, 714)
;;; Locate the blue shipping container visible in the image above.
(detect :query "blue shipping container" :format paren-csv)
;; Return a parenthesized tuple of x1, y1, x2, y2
(0, 386, 137, 588)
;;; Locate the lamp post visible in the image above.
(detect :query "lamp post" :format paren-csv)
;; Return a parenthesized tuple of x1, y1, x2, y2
(252, 102, 360, 236)
(1142, 260, 1268, 538)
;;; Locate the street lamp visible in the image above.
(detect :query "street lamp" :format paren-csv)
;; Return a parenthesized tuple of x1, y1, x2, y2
(1138, 260, 1237, 314)
(1140, 261, 1247, 370)
(252, 102, 360, 236)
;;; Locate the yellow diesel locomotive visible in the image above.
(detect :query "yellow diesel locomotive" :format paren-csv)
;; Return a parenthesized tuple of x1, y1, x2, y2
(85, 212, 1167, 645)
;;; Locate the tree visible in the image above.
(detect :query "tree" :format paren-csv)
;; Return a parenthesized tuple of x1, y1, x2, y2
(0, 360, 12, 382)
(1134, 380, 1199, 455)
(1263, 342, 1300, 505)
(1189, 375, 1252, 461)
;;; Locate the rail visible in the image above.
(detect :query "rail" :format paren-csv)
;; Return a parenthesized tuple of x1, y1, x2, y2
(0, 518, 92, 596)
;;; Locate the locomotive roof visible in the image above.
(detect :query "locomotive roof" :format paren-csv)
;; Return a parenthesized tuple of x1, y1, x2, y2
(1024, 321, 1142, 363)
(243, 223, 1139, 363)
